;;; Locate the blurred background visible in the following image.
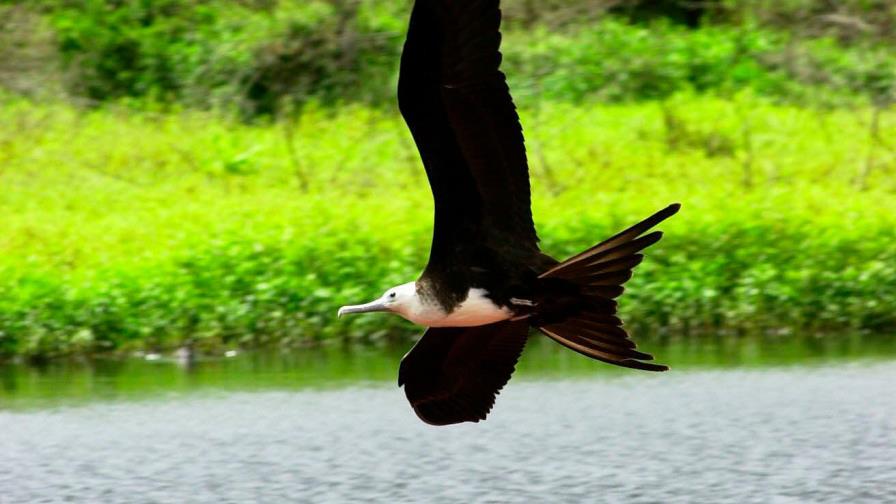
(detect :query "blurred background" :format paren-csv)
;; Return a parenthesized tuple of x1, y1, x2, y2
(1, 1, 895, 502)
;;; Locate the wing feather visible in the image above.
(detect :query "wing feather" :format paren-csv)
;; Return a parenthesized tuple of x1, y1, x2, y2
(439, 0, 538, 249)
(399, 320, 529, 426)
(398, 0, 538, 286)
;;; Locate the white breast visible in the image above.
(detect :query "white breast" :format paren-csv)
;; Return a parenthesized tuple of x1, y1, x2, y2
(406, 288, 513, 328)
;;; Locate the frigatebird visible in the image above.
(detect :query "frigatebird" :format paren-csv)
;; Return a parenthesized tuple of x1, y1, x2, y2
(338, 0, 680, 425)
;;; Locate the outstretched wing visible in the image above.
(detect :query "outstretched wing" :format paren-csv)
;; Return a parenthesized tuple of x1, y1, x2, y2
(398, 0, 538, 285)
(398, 320, 529, 425)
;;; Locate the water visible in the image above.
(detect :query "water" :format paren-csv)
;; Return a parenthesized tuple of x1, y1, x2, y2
(1, 336, 895, 503)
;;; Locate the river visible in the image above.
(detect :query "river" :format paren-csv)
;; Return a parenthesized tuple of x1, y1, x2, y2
(1, 336, 894, 503)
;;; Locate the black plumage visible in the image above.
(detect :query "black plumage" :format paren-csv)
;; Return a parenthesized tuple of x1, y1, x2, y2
(398, 0, 547, 312)
(398, 320, 529, 426)
(388, 0, 679, 425)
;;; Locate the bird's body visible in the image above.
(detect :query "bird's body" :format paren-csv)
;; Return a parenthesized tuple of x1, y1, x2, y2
(337, 0, 680, 426)
(412, 286, 515, 327)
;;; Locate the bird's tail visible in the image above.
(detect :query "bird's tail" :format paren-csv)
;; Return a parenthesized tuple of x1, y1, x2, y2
(534, 203, 681, 372)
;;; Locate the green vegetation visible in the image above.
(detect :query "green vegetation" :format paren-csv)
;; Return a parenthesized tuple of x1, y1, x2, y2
(2, 1, 895, 116)
(2, 1, 895, 360)
(2, 94, 895, 359)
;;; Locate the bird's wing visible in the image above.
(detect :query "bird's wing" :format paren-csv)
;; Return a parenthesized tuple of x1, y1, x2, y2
(398, 320, 529, 425)
(398, 0, 538, 279)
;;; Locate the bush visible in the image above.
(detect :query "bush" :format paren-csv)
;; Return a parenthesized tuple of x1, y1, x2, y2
(1, 96, 894, 359)
(45, 0, 406, 115)
(0, 1, 893, 115)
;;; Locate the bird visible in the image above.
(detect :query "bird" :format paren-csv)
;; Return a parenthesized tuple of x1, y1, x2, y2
(337, 0, 680, 426)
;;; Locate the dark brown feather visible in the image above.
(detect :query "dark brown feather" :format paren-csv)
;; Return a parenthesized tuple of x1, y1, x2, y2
(542, 203, 681, 276)
(439, 3, 537, 249)
(583, 285, 626, 299)
(548, 255, 645, 280)
(557, 232, 663, 276)
(398, 0, 539, 299)
(399, 320, 530, 426)
(539, 327, 668, 372)
(563, 318, 632, 341)
(586, 270, 634, 286)
(398, 0, 483, 284)
(534, 205, 679, 372)
(542, 324, 653, 360)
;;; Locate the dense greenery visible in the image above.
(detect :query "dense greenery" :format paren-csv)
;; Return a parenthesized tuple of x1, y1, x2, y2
(2, 94, 894, 359)
(2, 1, 894, 360)
(2, 1, 895, 116)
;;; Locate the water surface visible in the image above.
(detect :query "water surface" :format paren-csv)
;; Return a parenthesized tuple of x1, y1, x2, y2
(1, 336, 894, 503)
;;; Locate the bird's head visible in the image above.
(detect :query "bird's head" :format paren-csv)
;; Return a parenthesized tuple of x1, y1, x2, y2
(338, 282, 418, 319)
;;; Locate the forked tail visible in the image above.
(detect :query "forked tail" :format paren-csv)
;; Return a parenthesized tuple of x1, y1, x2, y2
(535, 203, 681, 371)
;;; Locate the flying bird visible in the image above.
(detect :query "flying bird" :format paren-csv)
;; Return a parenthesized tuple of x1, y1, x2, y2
(338, 0, 680, 426)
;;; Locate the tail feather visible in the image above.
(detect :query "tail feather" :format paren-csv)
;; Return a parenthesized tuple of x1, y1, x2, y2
(583, 285, 625, 299)
(577, 313, 624, 326)
(586, 270, 634, 286)
(562, 318, 630, 340)
(535, 204, 680, 372)
(591, 231, 663, 264)
(545, 232, 662, 279)
(581, 295, 617, 313)
(540, 326, 654, 361)
(542, 203, 681, 276)
(554, 321, 640, 352)
(539, 327, 668, 372)
(548, 253, 644, 280)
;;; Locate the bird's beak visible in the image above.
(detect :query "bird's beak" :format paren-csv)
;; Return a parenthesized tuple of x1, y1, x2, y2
(338, 298, 389, 318)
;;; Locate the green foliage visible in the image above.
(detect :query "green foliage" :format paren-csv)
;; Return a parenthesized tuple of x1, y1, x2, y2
(3, 1, 895, 115)
(45, 0, 406, 115)
(1, 95, 895, 360)
(505, 20, 896, 107)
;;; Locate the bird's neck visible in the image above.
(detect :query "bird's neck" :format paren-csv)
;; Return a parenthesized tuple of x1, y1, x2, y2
(415, 275, 469, 313)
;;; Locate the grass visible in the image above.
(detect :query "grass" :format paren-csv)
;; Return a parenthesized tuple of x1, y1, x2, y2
(1, 93, 895, 359)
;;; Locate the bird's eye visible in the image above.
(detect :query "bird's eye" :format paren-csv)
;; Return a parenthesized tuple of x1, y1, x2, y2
(389, 292, 396, 298)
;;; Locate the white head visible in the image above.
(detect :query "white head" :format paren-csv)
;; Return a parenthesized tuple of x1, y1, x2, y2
(337, 282, 419, 320)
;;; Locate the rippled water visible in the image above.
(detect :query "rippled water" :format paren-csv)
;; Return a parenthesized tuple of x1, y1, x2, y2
(1, 337, 895, 503)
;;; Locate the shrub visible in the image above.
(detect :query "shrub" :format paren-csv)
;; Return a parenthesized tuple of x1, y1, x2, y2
(0, 1, 891, 115)
(1, 96, 894, 359)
